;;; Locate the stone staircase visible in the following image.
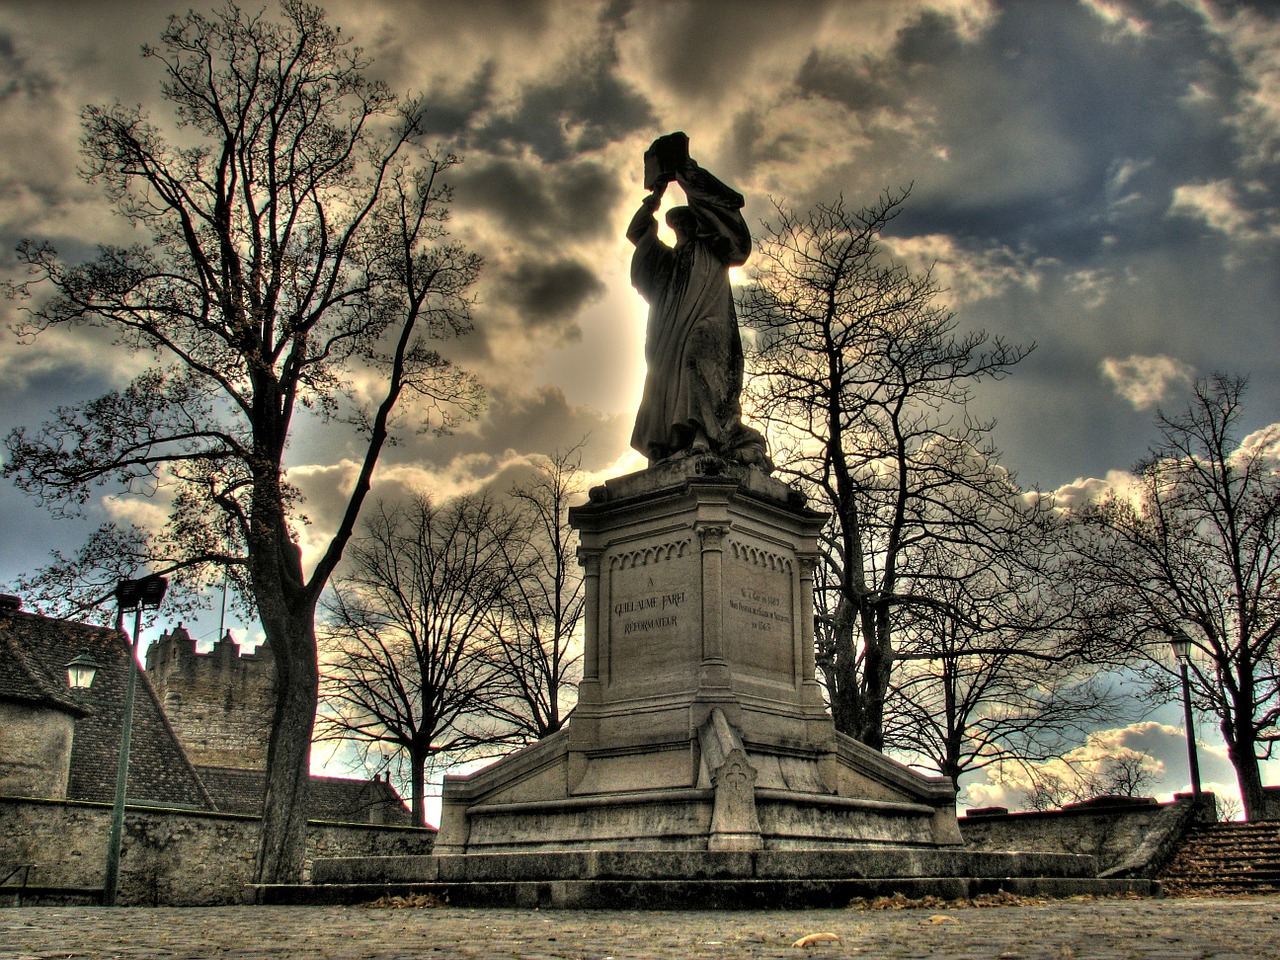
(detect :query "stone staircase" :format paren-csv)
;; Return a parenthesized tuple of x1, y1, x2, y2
(1160, 820, 1280, 895)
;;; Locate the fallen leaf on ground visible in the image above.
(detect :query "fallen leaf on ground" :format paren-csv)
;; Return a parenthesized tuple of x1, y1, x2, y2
(360, 893, 445, 909)
(792, 932, 842, 947)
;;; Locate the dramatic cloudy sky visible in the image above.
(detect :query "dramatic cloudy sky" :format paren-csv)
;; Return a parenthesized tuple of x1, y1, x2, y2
(1, 0, 1277, 814)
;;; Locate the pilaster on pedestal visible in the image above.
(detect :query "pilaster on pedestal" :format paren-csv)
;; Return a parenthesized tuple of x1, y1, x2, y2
(693, 519, 734, 704)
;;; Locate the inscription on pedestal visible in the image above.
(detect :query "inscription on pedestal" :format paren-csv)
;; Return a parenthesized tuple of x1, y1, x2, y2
(728, 586, 791, 635)
(605, 539, 697, 689)
(726, 541, 796, 679)
(613, 586, 687, 636)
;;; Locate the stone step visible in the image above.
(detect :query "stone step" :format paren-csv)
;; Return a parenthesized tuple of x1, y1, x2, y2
(1159, 820, 1280, 895)
(1167, 852, 1280, 863)
(1167, 870, 1280, 885)
(1164, 887, 1280, 897)
(254, 875, 1155, 909)
(309, 847, 1103, 887)
(1182, 828, 1280, 839)
(287, 846, 1145, 909)
(1172, 839, 1280, 855)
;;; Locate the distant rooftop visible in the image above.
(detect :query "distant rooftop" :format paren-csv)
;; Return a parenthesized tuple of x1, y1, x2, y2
(196, 766, 415, 826)
(0, 604, 213, 808)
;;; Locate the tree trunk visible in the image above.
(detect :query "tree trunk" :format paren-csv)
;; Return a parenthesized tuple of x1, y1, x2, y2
(250, 473, 320, 885)
(827, 601, 862, 737)
(254, 608, 319, 884)
(942, 657, 962, 791)
(825, 599, 891, 750)
(941, 758, 963, 792)
(411, 750, 426, 826)
(1224, 715, 1266, 820)
(855, 606, 893, 751)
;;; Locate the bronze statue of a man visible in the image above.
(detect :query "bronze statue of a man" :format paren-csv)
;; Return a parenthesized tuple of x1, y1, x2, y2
(627, 133, 770, 471)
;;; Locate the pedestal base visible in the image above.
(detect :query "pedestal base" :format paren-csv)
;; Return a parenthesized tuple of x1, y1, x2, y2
(268, 847, 1155, 908)
(434, 459, 959, 855)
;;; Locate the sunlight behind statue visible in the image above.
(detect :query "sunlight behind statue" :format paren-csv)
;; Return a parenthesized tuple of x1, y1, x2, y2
(627, 133, 771, 471)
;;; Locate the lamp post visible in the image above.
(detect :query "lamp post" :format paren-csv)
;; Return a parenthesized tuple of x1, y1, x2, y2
(1169, 631, 1203, 801)
(103, 574, 168, 907)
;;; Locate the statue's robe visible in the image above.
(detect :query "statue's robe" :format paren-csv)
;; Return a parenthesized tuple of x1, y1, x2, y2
(628, 163, 760, 463)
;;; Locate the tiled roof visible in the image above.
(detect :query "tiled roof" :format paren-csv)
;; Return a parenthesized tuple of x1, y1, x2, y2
(191, 766, 265, 815)
(196, 765, 415, 825)
(0, 622, 86, 716)
(0, 607, 213, 809)
(309, 773, 416, 826)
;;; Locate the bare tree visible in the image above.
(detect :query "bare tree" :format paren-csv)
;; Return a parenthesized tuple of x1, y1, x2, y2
(740, 190, 1031, 749)
(1216, 793, 1243, 823)
(2, 3, 482, 881)
(886, 528, 1123, 791)
(318, 494, 521, 824)
(1021, 751, 1158, 812)
(1071, 374, 1280, 819)
(486, 445, 586, 740)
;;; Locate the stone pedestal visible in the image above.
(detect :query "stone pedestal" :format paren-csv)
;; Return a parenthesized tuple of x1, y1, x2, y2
(434, 457, 959, 854)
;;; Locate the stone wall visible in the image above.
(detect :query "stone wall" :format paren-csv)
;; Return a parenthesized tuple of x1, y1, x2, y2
(0, 795, 434, 905)
(1262, 786, 1280, 820)
(0, 704, 75, 800)
(960, 796, 1213, 875)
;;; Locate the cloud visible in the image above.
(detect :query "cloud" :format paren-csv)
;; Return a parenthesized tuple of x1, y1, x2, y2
(0, 29, 57, 101)
(1100, 354, 1195, 410)
(1064, 268, 1117, 310)
(884, 233, 1044, 305)
(472, 35, 656, 164)
(280, 385, 637, 575)
(1234, 423, 1280, 465)
(960, 720, 1239, 813)
(0, 29, 122, 252)
(283, 454, 536, 573)
(1198, 2, 1280, 173)
(0, 325, 130, 392)
(378, 383, 631, 476)
(1168, 180, 1277, 242)
(1046, 470, 1142, 512)
(1038, 410, 1280, 514)
(412, 61, 498, 141)
(495, 257, 607, 334)
(453, 156, 622, 244)
(620, 0, 839, 111)
(794, 48, 904, 115)
(101, 489, 172, 536)
(1081, 0, 1151, 40)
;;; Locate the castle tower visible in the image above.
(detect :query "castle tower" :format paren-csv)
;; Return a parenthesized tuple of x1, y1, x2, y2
(146, 625, 275, 770)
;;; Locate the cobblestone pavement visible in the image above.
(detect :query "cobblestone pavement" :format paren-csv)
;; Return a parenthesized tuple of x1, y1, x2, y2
(1, 896, 1278, 960)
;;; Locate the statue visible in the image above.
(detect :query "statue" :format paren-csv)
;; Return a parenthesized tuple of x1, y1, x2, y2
(627, 133, 771, 471)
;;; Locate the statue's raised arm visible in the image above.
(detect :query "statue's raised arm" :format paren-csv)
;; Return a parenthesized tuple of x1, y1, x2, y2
(628, 133, 770, 471)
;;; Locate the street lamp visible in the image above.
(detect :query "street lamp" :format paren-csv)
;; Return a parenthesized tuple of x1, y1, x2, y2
(1170, 631, 1203, 802)
(65, 653, 100, 690)
(103, 574, 168, 907)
